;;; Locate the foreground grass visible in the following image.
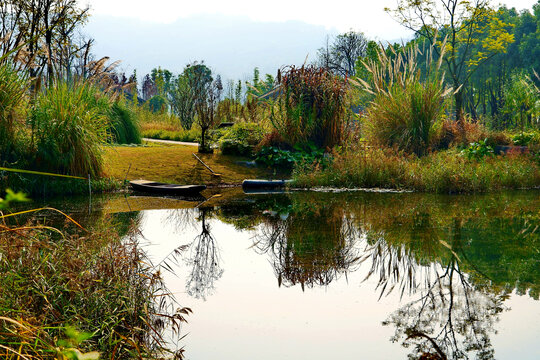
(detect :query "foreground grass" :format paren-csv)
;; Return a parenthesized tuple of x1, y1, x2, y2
(0, 212, 187, 358)
(103, 142, 272, 186)
(294, 148, 540, 193)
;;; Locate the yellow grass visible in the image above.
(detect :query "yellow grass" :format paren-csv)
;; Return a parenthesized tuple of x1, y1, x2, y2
(103, 142, 271, 186)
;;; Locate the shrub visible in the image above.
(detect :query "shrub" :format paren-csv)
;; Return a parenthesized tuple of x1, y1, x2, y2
(108, 101, 142, 144)
(218, 122, 265, 156)
(270, 65, 350, 149)
(432, 118, 511, 150)
(512, 131, 540, 146)
(29, 81, 110, 177)
(358, 42, 452, 156)
(257, 143, 328, 170)
(460, 139, 495, 160)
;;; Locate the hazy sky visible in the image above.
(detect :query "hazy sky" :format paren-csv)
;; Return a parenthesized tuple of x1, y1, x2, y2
(85, 0, 538, 39)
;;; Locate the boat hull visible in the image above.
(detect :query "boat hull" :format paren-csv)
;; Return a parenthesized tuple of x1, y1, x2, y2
(130, 180, 206, 196)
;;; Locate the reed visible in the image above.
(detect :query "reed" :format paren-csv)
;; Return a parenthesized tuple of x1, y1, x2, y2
(293, 148, 540, 193)
(0, 207, 189, 359)
(270, 65, 350, 149)
(0, 62, 28, 161)
(29, 80, 110, 178)
(356, 41, 453, 155)
(108, 101, 142, 144)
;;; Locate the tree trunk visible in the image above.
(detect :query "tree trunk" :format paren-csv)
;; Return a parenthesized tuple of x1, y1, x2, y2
(455, 88, 465, 122)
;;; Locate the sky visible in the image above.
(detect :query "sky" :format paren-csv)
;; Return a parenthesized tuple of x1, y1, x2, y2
(83, 0, 539, 81)
(85, 0, 538, 39)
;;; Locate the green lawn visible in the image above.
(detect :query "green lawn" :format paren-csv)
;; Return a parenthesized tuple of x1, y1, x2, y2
(103, 142, 273, 186)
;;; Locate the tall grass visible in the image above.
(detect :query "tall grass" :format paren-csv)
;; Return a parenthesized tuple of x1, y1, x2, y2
(0, 62, 28, 161)
(109, 101, 142, 144)
(357, 41, 453, 155)
(0, 212, 189, 358)
(270, 65, 350, 149)
(294, 148, 540, 193)
(30, 81, 110, 178)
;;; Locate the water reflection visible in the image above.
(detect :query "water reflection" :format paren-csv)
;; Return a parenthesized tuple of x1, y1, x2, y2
(253, 200, 361, 289)
(237, 191, 538, 358)
(20, 190, 539, 359)
(383, 258, 504, 360)
(185, 208, 223, 300)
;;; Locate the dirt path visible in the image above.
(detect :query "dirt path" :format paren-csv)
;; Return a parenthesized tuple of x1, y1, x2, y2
(142, 138, 198, 146)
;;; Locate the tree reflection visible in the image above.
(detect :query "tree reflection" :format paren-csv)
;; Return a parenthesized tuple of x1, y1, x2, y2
(253, 202, 360, 289)
(185, 208, 223, 300)
(366, 219, 506, 360)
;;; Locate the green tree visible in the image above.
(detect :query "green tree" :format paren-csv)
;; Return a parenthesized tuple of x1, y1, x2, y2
(387, 0, 515, 121)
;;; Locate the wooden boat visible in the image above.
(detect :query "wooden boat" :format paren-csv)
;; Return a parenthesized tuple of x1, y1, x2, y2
(242, 179, 291, 190)
(130, 180, 206, 196)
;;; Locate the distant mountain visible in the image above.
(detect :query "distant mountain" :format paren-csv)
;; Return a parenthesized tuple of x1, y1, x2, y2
(84, 14, 339, 82)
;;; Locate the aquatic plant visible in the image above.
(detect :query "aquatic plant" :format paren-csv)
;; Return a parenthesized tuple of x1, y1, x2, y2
(293, 147, 540, 193)
(460, 139, 494, 160)
(0, 193, 190, 358)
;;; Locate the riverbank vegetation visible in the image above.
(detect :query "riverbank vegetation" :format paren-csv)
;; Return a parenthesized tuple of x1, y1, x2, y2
(0, 193, 189, 359)
(1, 0, 540, 197)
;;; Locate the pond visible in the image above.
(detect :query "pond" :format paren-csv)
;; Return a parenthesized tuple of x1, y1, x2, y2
(19, 189, 540, 359)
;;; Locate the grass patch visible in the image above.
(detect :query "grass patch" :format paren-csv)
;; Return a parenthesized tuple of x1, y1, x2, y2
(293, 148, 540, 193)
(140, 121, 199, 142)
(103, 143, 274, 186)
(0, 172, 122, 196)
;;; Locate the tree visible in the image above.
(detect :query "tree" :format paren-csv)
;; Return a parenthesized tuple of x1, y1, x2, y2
(317, 30, 368, 77)
(194, 74, 222, 153)
(387, 0, 515, 121)
(1, 0, 90, 82)
(170, 74, 195, 129)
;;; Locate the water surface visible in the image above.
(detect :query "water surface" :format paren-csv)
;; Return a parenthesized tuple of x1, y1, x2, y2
(20, 190, 540, 359)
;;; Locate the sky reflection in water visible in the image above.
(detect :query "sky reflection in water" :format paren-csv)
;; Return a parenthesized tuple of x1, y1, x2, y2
(125, 190, 539, 360)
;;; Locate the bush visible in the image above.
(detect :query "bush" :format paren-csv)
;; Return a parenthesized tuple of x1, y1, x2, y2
(432, 118, 511, 150)
(108, 101, 142, 144)
(257, 143, 328, 170)
(270, 65, 350, 149)
(218, 122, 265, 156)
(29, 81, 110, 177)
(141, 126, 199, 142)
(460, 139, 494, 160)
(359, 42, 452, 156)
(512, 131, 540, 146)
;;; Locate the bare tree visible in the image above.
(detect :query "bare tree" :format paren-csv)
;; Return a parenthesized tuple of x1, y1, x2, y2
(317, 30, 368, 77)
(185, 208, 223, 300)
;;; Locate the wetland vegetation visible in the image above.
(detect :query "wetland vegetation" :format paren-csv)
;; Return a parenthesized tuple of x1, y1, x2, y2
(0, 0, 539, 359)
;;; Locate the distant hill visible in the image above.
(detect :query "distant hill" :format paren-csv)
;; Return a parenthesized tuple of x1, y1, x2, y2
(84, 14, 339, 82)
